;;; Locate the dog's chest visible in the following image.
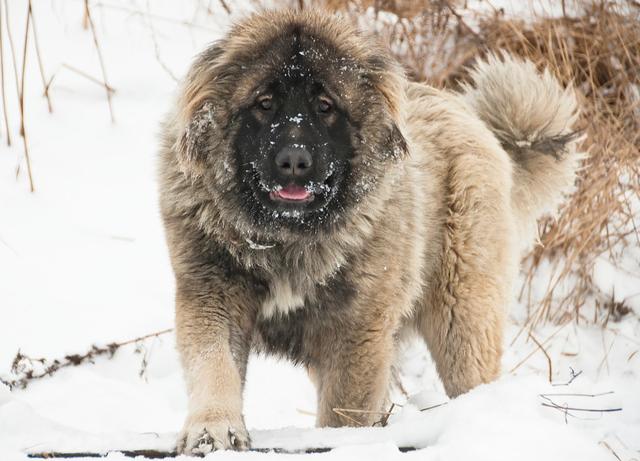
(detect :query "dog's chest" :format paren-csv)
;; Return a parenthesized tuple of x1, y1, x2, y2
(261, 277, 306, 318)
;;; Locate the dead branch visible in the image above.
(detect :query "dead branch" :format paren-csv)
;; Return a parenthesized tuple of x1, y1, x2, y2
(61, 63, 116, 93)
(145, 1, 179, 83)
(93, 2, 216, 32)
(443, 0, 483, 42)
(331, 408, 365, 426)
(540, 391, 614, 398)
(529, 333, 553, 383)
(83, 0, 114, 122)
(419, 402, 448, 412)
(19, 1, 34, 192)
(27, 0, 52, 112)
(539, 392, 622, 422)
(1, 328, 173, 390)
(509, 324, 566, 374)
(218, 0, 231, 15)
(0, 0, 10, 145)
(599, 440, 623, 461)
(375, 402, 396, 427)
(540, 402, 623, 414)
(551, 367, 583, 386)
(3, 0, 20, 100)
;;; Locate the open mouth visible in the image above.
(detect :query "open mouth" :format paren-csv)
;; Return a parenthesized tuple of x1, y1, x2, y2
(269, 184, 314, 203)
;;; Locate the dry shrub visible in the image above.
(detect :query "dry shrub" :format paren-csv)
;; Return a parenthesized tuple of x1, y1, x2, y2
(472, 3, 640, 328)
(322, 0, 460, 19)
(323, 0, 640, 327)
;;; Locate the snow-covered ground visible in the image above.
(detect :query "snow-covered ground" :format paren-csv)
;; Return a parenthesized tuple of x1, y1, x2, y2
(1, 1, 638, 460)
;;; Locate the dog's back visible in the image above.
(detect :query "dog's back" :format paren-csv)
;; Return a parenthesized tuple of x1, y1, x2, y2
(403, 54, 580, 397)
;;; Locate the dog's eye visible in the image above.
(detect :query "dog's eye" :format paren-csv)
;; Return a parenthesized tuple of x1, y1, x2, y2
(318, 97, 333, 113)
(257, 95, 273, 111)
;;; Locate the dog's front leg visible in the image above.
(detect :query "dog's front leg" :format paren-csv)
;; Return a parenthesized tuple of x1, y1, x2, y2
(175, 281, 255, 454)
(314, 318, 395, 428)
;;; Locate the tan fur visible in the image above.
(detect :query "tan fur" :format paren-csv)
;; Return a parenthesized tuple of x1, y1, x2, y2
(158, 10, 580, 454)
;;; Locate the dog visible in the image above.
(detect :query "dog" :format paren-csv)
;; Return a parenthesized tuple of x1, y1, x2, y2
(157, 9, 580, 454)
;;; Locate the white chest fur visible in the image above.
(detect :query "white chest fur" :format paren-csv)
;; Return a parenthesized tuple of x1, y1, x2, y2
(261, 277, 305, 318)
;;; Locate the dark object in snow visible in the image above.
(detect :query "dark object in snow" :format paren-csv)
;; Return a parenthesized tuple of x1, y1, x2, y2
(28, 446, 418, 458)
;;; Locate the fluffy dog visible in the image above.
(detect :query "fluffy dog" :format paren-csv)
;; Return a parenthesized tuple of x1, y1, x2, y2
(158, 9, 579, 454)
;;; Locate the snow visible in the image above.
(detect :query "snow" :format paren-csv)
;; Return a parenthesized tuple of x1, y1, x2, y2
(1, 1, 639, 460)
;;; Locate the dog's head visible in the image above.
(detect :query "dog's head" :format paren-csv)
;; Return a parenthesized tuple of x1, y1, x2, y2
(173, 10, 407, 238)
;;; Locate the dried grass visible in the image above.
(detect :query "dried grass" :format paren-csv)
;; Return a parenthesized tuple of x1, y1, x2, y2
(323, 0, 640, 327)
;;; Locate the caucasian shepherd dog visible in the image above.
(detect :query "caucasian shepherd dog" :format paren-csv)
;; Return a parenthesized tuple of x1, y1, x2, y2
(158, 9, 580, 454)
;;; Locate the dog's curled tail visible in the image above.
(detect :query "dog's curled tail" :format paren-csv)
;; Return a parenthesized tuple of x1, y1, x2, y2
(461, 52, 583, 248)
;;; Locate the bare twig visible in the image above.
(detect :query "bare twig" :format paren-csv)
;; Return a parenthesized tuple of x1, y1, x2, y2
(145, 1, 179, 83)
(419, 402, 449, 412)
(551, 367, 583, 386)
(27, 0, 51, 112)
(93, 2, 216, 32)
(83, 0, 114, 122)
(18, 1, 34, 192)
(444, 0, 483, 42)
(0, 0, 10, 145)
(61, 63, 115, 93)
(509, 324, 566, 374)
(331, 408, 366, 426)
(529, 333, 553, 383)
(376, 402, 396, 427)
(539, 392, 622, 422)
(218, 0, 231, 15)
(1, 328, 173, 390)
(540, 391, 614, 398)
(3, 0, 20, 100)
(599, 440, 623, 461)
(540, 402, 623, 413)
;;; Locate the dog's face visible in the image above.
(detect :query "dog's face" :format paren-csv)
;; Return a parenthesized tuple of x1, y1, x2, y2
(177, 13, 407, 236)
(232, 44, 356, 227)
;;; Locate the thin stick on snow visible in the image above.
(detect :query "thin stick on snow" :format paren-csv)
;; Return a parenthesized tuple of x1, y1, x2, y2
(551, 367, 583, 387)
(3, 0, 20, 100)
(540, 391, 614, 398)
(599, 440, 623, 461)
(0, 328, 173, 390)
(509, 324, 566, 374)
(419, 402, 448, 412)
(93, 2, 216, 32)
(539, 392, 622, 422)
(145, 1, 179, 82)
(28, 0, 52, 112)
(218, 0, 231, 15)
(540, 402, 622, 414)
(61, 63, 116, 93)
(331, 408, 365, 426)
(332, 407, 396, 416)
(332, 405, 412, 428)
(19, 1, 34, 192)
(376, 402, 396, 427)
(0, 0, 11, 145)
(529, 333, 553, 383)
(83, 0, 114, 122)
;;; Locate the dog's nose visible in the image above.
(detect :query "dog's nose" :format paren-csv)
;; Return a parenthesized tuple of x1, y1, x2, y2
(274, 147, 313, 177)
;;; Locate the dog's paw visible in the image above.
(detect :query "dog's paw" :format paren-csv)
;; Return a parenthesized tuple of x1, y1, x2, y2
(177, 413, 250, 454)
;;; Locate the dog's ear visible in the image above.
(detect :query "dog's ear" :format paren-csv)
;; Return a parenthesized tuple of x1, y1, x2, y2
(174, 102, 216, 176)
(388, 122, 409, 160)
(173, 43, 227, 176)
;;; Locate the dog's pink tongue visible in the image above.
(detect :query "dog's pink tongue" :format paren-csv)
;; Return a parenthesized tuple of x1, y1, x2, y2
(278, 184, 311, 200)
